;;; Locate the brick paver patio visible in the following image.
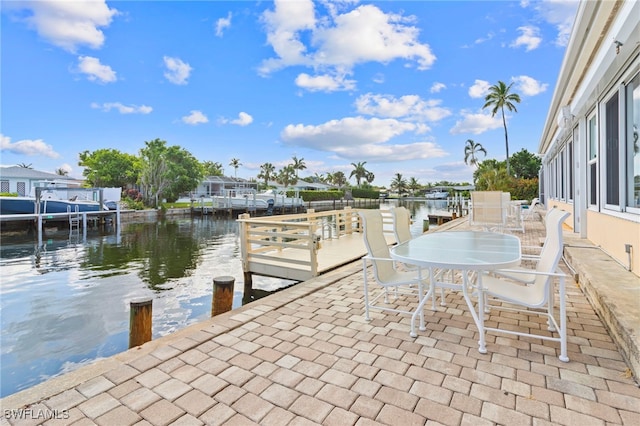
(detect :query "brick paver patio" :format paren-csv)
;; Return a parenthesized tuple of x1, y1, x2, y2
(1, 215, 639, 425)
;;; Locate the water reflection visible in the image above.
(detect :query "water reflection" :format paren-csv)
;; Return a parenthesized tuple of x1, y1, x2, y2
(0, 217, 291, 397)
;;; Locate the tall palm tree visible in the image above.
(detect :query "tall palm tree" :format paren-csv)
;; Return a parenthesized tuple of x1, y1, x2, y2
(408, 177, 421, 196)
(291, 156, 306, 179)
(350, 161, 369, 187)
(229, 158, 241, 178)
(482, 81, 521, 175)
(17, 163, 33, 169)
(276, 165, 297, 188)
(329, 171, 347, 188)
(464, 139, 487, 168)
(257, 162, 275, 188)
(390, 173, 408, 196)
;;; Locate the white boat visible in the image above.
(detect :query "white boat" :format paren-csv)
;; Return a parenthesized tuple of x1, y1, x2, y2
(0, 180, 115, 215)
(254, 189, 304, 208)
(425, 190, 449, 200)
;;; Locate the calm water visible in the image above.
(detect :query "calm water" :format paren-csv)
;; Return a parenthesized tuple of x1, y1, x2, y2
(0, 199, 448, 397)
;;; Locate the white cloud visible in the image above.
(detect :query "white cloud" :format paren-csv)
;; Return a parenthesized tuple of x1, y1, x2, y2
(281, 116, 417, 150)
(295, 72, 356, 92)
(215, 12, 232, 37)
(259, 0, 316, 74)
(312, 5, 436, 70)
(355, 93, 450, 122)
(259, 2, 435, 89)
(527, 0, 579, 47)
(511, 25, 542, 51)
(430, 82, 446, 93)
(3, 0, 118, 53)
(512, 75, 548, 96)
(77, 56, 116, 83)
(163, 56, 192, 85)
(332, 141, 448, 162)
(0, 134, 60, 158)
(468, 80, 490, 99)
(182, 110, 208, 125)
(58, 163, 73, 174)
(449, 110, 503, 135)
(219, 112, 254, 126)
(231, 112, 253, 126)
(91, 102, 152, 114)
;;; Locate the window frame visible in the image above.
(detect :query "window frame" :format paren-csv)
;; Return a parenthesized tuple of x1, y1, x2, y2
(587, 110, 598, 209)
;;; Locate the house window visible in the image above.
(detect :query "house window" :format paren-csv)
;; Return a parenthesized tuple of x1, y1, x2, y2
(627, 72, 640, 209)
(0, 180, 8, 193)
(569, 128, 576, 201)
(588, 113, 598, 206)
(604, 92, 620, 207)
(560, 149, 565, 200)
(17, 182, 26, 196)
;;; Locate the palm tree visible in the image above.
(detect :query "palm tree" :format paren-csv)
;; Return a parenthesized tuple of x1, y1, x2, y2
(17, 163, 33, 169)
(229, 158, 241, 178)
(482, 81, 521, 175)
(350, 161, 369, 187)
(329, 171, 347, 188)
(276, 165, 297, 188)
(55, 168, 69, 176)
(390, 173, 408, 196)
(365, 171, 375, 185)
(464, 139, 487, 168)
(291, 156, 306, 179)
(408, 177, 421, 196)
(257, 162, 275, 188)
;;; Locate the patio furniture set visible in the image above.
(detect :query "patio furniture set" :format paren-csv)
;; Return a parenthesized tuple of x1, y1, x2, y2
(358, 193, 571, 362)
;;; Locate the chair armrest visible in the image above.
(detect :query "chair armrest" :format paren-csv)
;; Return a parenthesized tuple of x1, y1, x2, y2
(489, 267, 567, 279)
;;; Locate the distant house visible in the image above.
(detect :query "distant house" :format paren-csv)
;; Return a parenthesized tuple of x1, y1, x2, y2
(0, 166, 82, 196)
(538, 1, 639, 276)
(189, 175, 257, 197)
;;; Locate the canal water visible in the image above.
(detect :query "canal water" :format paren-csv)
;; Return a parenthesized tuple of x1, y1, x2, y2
(0, 199, 449, 397)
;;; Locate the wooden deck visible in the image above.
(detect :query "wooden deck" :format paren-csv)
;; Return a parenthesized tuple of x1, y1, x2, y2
(238, 208, 395, 283)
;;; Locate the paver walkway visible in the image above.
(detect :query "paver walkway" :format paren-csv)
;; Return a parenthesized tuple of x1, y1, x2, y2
(2, 214, 639, 425)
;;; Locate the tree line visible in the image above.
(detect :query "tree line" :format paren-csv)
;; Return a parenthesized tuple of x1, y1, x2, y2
(70, 79, 540, 206)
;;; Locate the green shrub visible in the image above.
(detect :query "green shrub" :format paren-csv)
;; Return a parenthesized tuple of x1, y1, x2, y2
(295, 190, 344, 201)
(351, 188, 380, 199)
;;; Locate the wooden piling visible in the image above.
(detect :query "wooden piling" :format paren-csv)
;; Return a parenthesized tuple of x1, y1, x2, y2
(423, 219, 429, 233)
(129, 298, 152, 348)
(212, 276, 235, 317)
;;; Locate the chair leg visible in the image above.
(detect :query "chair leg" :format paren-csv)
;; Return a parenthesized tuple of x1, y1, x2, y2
(363, 260, 371, 322)
(558, 275, 569, 362)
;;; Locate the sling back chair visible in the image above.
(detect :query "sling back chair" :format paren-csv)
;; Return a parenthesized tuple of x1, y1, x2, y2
(359, 209, 429, 332)
(471, 208, 571, 361)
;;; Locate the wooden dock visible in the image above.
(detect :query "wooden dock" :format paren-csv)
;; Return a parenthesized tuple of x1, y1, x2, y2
(237, 207, 395, 286)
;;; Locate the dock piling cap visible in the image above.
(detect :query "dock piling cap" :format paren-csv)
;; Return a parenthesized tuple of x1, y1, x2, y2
(214, 276, 235, 285)
(130, 297, 152, 307)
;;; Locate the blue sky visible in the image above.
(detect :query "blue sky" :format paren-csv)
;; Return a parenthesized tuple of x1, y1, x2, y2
(1, 0, 579, 187)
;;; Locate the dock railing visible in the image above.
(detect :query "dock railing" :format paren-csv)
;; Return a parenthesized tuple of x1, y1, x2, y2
(238, 207, 394, 285)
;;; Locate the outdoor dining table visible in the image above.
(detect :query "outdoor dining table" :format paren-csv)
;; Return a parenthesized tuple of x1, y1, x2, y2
(390, 230, 521, 353)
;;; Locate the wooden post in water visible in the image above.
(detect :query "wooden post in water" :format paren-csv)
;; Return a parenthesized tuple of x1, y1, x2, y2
(129, 298, 152, 348)
(212, 276, 235, 316)
(423, 219, 429, 233)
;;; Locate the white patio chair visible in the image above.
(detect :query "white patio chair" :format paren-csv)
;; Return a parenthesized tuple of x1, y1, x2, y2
(469, 191, 506, 232)
(358, 209, 428, 330)
(522, 197, 541, 221)
(471, 208, 571, 361)
(390, 206, 413, 245)
(390, 206, 448, 307)
(503, 193, 525, 233)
